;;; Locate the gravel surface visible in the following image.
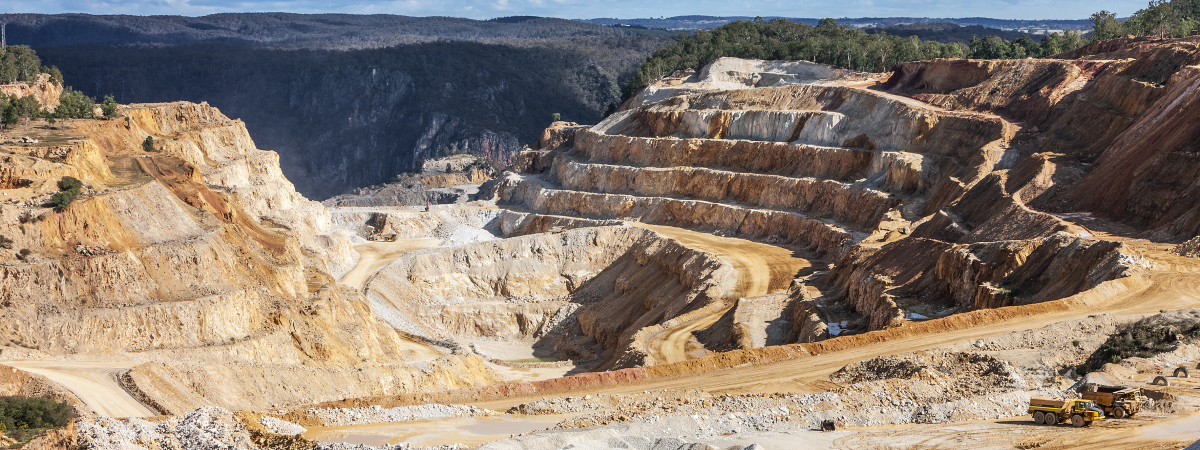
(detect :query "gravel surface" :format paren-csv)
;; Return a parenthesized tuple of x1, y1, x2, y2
(259, 416, 306, 435)
(300, 404, 492, 426)
(79, 406, 255, 450)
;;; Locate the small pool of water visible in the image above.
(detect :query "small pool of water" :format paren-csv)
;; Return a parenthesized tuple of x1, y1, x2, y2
(302, 414, 566, 447)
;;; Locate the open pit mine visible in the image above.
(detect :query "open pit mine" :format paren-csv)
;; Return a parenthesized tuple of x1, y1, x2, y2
(1, 36, 1200, 450)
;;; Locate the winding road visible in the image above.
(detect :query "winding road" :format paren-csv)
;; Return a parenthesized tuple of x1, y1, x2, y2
(2, 361, 155, 418)
(341, 238, 447, 362)
(340, 238, 442, 290)
(633, 223, 816, 365)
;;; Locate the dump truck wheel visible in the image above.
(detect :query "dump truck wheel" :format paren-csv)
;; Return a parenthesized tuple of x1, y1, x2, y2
(1044, 413, 1058, 426)
(1071, 414, 1085, 427)
(1175, 367, 1190, 378)
(1153, 376, 1170, 386)
(1113, 406, 1127, 419)
(1033, 411, 1045, 424)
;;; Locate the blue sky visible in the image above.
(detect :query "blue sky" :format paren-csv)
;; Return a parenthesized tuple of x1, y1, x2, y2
(2, 0, 1151, 20)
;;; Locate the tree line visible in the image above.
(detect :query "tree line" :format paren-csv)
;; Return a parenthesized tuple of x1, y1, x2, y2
(621, 18, 1099, 100)
(1092, 0, 1200, 39)
(0, 45, 119, 128)
(0, 45, 62, 85)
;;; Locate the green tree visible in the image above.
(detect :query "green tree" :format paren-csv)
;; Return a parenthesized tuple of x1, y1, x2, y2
(1040, 33, 1067, 56)
(1014, 35, 1042, 57)
(48, 176, 83, 212)
(13, 96, 40, 119)
(57, 177, 82, 192)
(55, 89, 95, 119)
(142, 136, 156, 152)
(100, 95, 119, 119)
(1, 105, 16, 128)
(969, 36, 1014, 59)
(47, 66, 64, 86)
(551, 112, 561, 122)
(1146, 0, 1180, 38)
(0, 46, 43, 84)
(1091, 11, 1126, 40)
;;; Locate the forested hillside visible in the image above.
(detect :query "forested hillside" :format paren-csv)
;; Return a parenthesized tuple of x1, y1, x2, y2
(0, 13, 672, 49)
(8, 14, 672, 199)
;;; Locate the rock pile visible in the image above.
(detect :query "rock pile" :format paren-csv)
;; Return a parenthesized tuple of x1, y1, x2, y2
(78, 406, 255, 450)
(258, 416, 306, 435)
(294, 404, 492, 427)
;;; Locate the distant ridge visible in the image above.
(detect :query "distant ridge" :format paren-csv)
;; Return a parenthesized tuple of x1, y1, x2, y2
(0, 13, 673, 49)
(580, 15, 1091, 32)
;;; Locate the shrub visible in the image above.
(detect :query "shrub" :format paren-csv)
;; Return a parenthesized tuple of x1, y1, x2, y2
(16, 249, 31, 261)
(0, 396, 72, 444)
(0, 236, 11, 250)
(100, 95, 118, 119)
(1079, 315, 1200, 373)
(57, 177, 82, 192)
(48, 191, 77, 211)
(142, 136, 155, 152)
(48, 176, 82, 212)
(0, 396, 71, 430)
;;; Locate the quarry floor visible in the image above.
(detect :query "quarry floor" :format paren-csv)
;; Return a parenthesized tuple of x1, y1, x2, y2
(6, 204, 1199, 449)
(307, 207, 1200, 448)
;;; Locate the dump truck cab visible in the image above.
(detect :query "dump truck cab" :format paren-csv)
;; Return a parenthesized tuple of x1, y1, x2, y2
(1080, 383, 1146, 419)
(1029, 398, 1105, 427)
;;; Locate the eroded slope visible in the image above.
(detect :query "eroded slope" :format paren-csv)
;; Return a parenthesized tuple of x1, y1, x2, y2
(0, 102, 497, 414)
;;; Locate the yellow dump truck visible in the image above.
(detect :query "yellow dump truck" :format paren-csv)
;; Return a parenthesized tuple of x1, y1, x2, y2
(1080, 384, 1147, 419)
(1028, 398, 1105, 427)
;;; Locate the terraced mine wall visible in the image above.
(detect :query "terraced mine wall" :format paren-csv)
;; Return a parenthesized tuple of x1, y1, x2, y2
(492, 53, 1154, 357)
(886, 42, 1200, 241)
(0, 101, 502, 414)
(366, 226, 737, 368)
(494, 173, 854, 259)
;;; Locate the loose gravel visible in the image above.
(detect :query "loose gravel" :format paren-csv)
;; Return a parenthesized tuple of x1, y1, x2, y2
(298, 404, 492, 427)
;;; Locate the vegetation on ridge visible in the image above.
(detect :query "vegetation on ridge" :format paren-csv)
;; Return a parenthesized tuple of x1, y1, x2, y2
(621, 18, 1093, 100)
(48, 176, 83, 212)
(0, 45, 62, 85)
(1092, 0, 1200, 39)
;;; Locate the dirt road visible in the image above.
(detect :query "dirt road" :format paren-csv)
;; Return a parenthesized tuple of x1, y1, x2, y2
(2, 361, 156, 417)
(632, 223, 816, 365)
(471, 242, 1200, 412)
(340, 238, 442, 290)
(341, 238, 446, 362)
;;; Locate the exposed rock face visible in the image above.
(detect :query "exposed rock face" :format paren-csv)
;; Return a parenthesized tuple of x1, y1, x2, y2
(322, 154, 498, 208)
(886, 39, 1200, 241)
(496, 48, 1184, 350)
(0, 73, 61, 111)
(0, 101, 496, 413)
(366, 226, 737, 368)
